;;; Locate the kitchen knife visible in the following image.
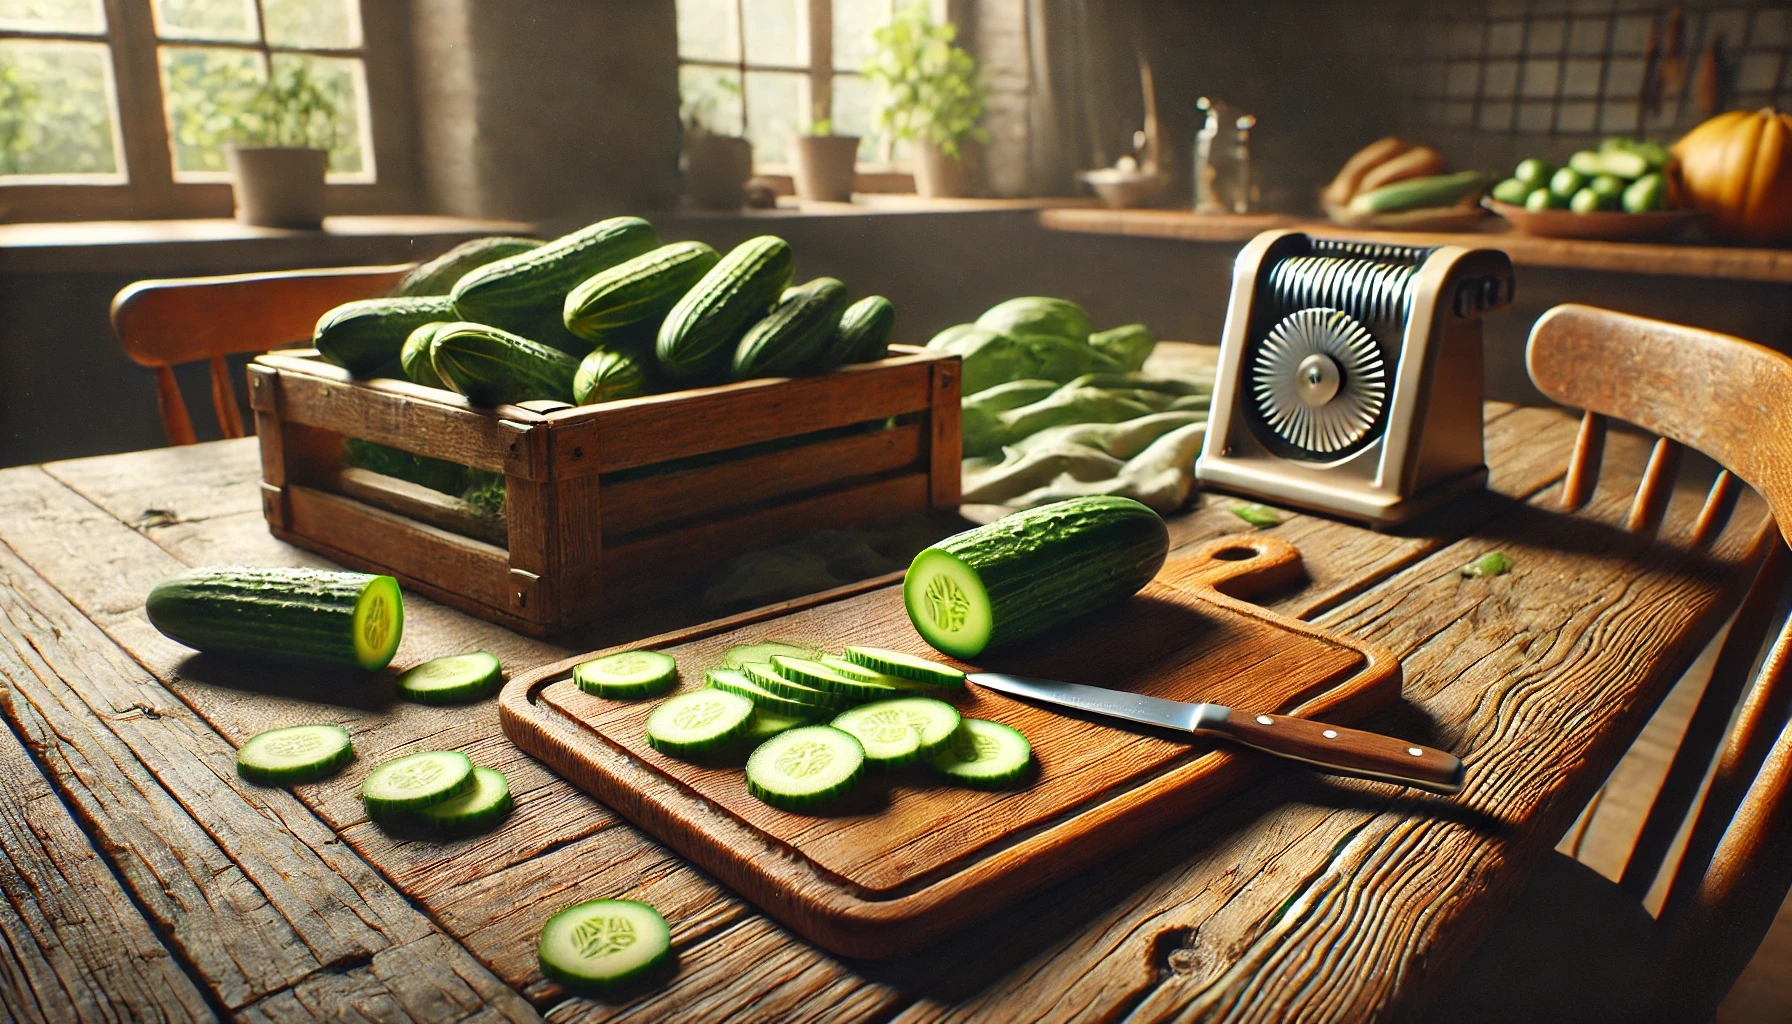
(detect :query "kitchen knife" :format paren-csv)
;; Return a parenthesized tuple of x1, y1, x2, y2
(968, 672, 1464, 794)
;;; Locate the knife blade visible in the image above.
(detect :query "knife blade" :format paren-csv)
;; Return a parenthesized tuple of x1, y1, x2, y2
(968, 672, 1464, 794)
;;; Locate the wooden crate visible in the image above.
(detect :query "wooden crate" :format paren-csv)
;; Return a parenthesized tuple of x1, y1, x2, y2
(248, 346, 961, 636)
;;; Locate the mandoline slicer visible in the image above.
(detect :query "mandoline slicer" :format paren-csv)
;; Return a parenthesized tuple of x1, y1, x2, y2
(1196, 230, 1514, 526)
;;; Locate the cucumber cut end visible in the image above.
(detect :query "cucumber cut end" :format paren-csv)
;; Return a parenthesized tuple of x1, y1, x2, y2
(538, 899, 672, 995)
(352, 576, 405, 671)
(902, 549, 992, 659)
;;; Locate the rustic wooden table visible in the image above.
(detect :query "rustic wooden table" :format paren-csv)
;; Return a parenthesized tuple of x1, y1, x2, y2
(0, 401, 1770, 1023)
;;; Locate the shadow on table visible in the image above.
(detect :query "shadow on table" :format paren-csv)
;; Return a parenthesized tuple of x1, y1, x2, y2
(172, 651, 401, 711)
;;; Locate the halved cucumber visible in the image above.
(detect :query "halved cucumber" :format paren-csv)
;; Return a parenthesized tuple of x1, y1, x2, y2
(414, 766, 512, 836)
(352, 575, 406, 671)
(236, 724, 355, 785)
(645, 689, 755, 757)
(843, 646, 965, 687)
(705, 669, 827, 718)
(770, 655, 914, 700)
(742, 661, 852, 708)
(397, 652, 503, 705)
(742, 709, 811, 743)
(721, 642, 817, 669)
(745, 725, 865, 811)
(361, 750, 475, 816)
(930, 719, 1033, 789)
(575, 650, 678, 699)
(538, 899, 671, 995)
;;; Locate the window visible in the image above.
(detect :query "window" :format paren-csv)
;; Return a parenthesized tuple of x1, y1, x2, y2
(0, 1, 128, 182)
(676, 0, 900, 168)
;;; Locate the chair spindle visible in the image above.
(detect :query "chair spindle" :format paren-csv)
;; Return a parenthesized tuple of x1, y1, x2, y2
(153, 366, 197, 446)
(1561, 411, 1606, 511)
(1627, 437, 1683, 536)
(209, 355, 246, 439)
(1690, 471, 1742, 549)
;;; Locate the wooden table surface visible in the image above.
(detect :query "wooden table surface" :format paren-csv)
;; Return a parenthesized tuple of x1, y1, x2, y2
(0, 402, 1771, 1023)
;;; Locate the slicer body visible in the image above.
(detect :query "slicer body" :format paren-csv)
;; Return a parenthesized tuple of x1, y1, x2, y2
(1196, 230, 1514, 526)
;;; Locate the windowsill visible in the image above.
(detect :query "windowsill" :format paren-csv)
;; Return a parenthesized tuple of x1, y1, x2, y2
(663, 194, 1105, 220)
(0, 214, 531, 274)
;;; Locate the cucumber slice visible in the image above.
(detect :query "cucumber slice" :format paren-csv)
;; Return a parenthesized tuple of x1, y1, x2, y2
(817, 655, 941, 692)
(742, 661, 852, 708)
(843, 646, 965, 687)
(705, 669, 828, 718)
(645, 689, 755, 757)
(834, 698, 961, 766)
(361, 750, 475, 816)
(397, 652, 503, 705)
(538, 899, 671, 995)
(351, 575, 405, 671)
(743, 709, 810, 743)
(745, 725, 865, 811)
(930, 719, 1033, 789)
(721, 642, 816, 669)
(414, 766, 512, 836)
(575, 650, 678, 699)
(236, 724, 355, 785)
(771, 655, 913, 700)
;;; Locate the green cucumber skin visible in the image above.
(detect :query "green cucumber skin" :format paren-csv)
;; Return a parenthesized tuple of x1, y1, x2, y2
(430, 322, 580, 406)
(564, 241, 721, 342)
(451, 218, 659, 332)
(732, 277, 849, 380)
(918, 496, 1168, 653)
(829, 295, 896, 366)
(393, 237, 543, 297)
(573, 344, 654, 405)
(400, 322, 451, 389)
(657, 236, 794, 381)
(146, 568, 395, 669)
(315, 296, 458, 376)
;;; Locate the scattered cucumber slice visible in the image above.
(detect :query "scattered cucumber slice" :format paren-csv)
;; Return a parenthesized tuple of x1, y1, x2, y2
(397, 652, 503, 705)
(830, 703, 923, 767)
(705, 669, 827, 718)
(414, 766, 512, 836)
(236, 724, 354, 785)
(645, 689, 755, 757)
(721, 642, 816, 669)
(843, 646, 965, 687)
(742, 661, 852, 708)
(361, 750, 475, 816)
(742, 709, 811, 743)
(745, 725, 865, 810)
(930, 719, 1033, 789)
(538, 899, 671, 995)
(575, 650, 678, 699)
(771, 655, 912, 700)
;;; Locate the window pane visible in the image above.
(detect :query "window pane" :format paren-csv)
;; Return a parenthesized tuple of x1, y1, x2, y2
(830, 74, 878, 160)
(150, 0, 259, 43)
(0, 0, 105, 34)
(832, 0, 889, 71)
(744, 69, 801, 165)
(676, 0, 736, 62)
(680, 64, 742, 137)
(262, 0, 362, 50)
(271, 52, 372, 178)
(158, 44, 265, 176)
(0, 39, 124, 179)
(742, 0, 800, 67)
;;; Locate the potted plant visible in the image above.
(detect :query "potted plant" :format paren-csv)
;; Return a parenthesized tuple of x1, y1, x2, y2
(682, 77, 753, 210)
(225, 61, 339, 229)
(791, 116, 860, 203)
(864, 2, 988, 198)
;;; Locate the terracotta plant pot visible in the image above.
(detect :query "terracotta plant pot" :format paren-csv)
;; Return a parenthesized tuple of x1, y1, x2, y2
(914, 139, 969, 198)
(792, 135, 860, 202)
(684, 134, 753, 210)
(227, 146, 327, 229)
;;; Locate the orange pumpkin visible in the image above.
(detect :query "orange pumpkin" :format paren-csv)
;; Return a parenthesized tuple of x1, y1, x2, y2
(1673, 108, 1792, 243)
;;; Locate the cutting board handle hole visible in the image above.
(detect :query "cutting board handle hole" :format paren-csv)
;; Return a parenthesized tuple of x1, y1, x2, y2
(1211, 546, 1258, 562)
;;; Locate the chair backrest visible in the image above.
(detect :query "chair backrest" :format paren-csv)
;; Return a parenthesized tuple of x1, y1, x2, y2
(1527, 304, 1792, 1023)
(111, 264, 411, 445)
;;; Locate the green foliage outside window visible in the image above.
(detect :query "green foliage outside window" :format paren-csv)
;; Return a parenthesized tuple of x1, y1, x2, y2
(862, 1, 987, 159)
(163, 50, 362, 174)
(0, 42, 118, 176)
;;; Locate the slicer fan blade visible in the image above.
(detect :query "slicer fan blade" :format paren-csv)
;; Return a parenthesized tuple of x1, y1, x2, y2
(1251, 307, 1387, 458)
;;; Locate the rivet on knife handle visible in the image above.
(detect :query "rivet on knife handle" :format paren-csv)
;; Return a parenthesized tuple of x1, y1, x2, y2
(1205, 712, 1465, 794)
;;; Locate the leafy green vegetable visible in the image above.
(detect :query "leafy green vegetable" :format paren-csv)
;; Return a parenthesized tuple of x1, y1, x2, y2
(1460, 552, 1513, 578)
(1231, 503, 1281, 527)
(975, 297, 1093, 344)
(1088, 324, 1156, 371)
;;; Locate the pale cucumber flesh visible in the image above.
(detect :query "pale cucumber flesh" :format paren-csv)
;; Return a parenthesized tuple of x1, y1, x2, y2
(397, 652, 502, 705)
(414, 766, 512, 835)
(362, 750, 475, 815)
(745, 725, 864, 810)
(538, 899, 671, 994)
(576, 650, 678, 699)
(930, 719, 1033, 788)
(645, 689, 755, 757)
(901, 548, 996, 658)
(236, 725, 355, 785)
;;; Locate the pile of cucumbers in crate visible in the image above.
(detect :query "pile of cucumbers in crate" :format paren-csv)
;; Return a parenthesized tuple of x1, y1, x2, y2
(312, 217, 896, 407)
(577, 642, 1033, 810)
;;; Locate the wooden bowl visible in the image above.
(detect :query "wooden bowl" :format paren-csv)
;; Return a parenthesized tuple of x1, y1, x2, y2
(1482, 198, 1704, 241)
(1322, 198, 1490, 232)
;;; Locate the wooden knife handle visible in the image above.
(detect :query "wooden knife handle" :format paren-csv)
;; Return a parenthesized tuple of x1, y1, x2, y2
(1204, 712, 1465, 795)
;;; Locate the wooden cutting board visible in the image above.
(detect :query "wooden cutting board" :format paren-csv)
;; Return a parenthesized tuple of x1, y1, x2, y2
(500, 534, 1402, 958)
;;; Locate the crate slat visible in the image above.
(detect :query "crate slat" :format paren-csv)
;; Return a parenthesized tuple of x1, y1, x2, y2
(285, 485, 515, 612)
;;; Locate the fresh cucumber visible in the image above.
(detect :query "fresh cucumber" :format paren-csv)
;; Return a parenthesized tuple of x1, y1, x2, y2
(904, 497, 1167, 658)
(657, 235, 794, 380)
(538, 899, 671, 995)
(827, 295, 895, 366)
(145, 567, 404, 671)
(705, 669, 827, 718)
(731, 276, 849, 380)
(397, 652, 503, 705)
(413, 766, 511, 835)
(236, 724, 354, 785)
(742, 661, 852, 708)
(361, 750, 475, 816)
(1489, 177, 1534, 205)
(575, 650, 679, 699)
(1346, 170, 1485, 214)
(563, 240, 720, 343)
(645, 688, 755, 757)
(314, 296, 458, 377)
(429, 321, 580, 406)
(770, 655, 915, 700)
(745, 725, 865, 810)
(451, 217, 659, 334)
(842, 646, 964, 686)
(573, 344, 654, 404)
(394, 237, 543, 297)
(930, 719, 1033, 788)
(400, 322, 452, 388)
(833, 698, 961, 767)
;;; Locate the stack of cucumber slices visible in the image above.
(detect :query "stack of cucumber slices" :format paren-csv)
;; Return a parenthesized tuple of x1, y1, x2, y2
(359, 749, 514, 838)
(572, 642, 1034, 811)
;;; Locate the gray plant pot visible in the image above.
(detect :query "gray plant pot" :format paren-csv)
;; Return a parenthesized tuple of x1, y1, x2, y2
(227, 146, 328, 229)
(792, 136, 860, 203)
(685, 135, 754, 210)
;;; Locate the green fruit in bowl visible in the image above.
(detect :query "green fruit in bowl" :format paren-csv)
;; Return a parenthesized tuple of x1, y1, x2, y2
(1526, 187, 1570, 212)
(1589, 174, 1626, 200)
(1549, 167, 1588, 198)
(1570, 186, 1617, 214)
(1514, 158, 1553, 189)
(1491, 177, 1535, 205)
(1623, 173, 1667, 213)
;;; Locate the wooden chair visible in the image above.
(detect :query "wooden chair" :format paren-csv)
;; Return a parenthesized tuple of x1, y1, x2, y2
(111, 264, 412, 445)
(1424, 305, 1792, 1023)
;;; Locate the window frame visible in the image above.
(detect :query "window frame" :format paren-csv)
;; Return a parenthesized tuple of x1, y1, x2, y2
(0, 0, 417, 223)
